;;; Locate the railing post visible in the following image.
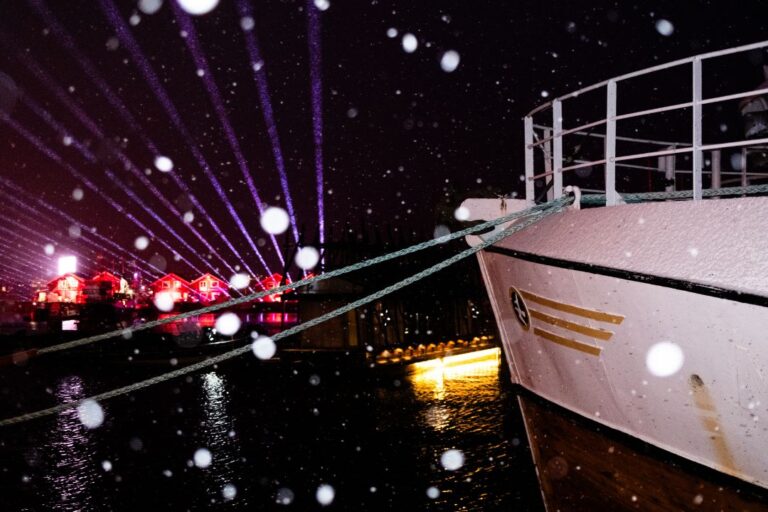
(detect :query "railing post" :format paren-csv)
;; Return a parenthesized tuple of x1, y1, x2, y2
(665, 150, 676, 193)
(741, 148, 749, 186)
(711, 150, 721, 189)
(692, 57, 703, 201)
(524, 116, 534, 205)
(605, 80, 617, 206)
(544, 128, 553, 202)
(552, 100, 563, 199)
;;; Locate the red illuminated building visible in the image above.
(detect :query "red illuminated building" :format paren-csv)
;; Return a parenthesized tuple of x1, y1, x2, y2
(46, 273, 86, 304)
(259, 273, 289, 302)
(85, 271, 122, 301)
(149, 273, 191, 302)
(190, 273, 229, 303)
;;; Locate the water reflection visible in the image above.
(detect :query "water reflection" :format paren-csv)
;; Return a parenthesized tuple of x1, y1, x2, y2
(43, 376, 100, 511)
(409, 348, 501, 433)
(198, 371, 242, 504)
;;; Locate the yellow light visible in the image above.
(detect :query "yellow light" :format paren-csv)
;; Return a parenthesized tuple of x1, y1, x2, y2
(408, 347, 502, 411)
(409, 347, 501, 373)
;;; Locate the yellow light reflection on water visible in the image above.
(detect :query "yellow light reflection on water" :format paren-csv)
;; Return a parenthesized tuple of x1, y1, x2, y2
(408, 348, 502, 432)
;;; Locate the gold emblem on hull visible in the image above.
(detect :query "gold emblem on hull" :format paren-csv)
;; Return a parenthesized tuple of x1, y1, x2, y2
(510, 288, 624, 356)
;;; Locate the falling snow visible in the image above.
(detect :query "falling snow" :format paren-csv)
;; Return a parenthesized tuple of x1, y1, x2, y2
(240, 16, 255, 31)
(138, 0, 163, 15)
(275, 488, 294, 505)
(440, 449, 465, 470)
(315, 484, 335, 506)
(153, 291, 175, 312)
(229, 272, 251, 290)
(251, 335, 276, 360)
(295, 246, 320, 270)
(193, 448, 212, 468)
(454, 205, 470, 221)
(401, 33, 418, 53)
(76, 399, 105, 429)
(153, 155, 174, 172)
(655, 19, 675, 36)
(222, 483, 237, 501)
(134, 236, 150, 250)
(646, 342, 684, 377)
(177, 0, 220, 16)
(214, 312, 241, 336)
(440, 50, 460, 73)
(260, 206, 290, 235)
(313, 0, 330, 11)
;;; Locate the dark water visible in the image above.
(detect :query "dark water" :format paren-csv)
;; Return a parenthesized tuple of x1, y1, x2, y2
(0, 349, 543, 511)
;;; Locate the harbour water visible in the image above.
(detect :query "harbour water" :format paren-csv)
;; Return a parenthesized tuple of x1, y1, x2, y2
(0, 348, 545, 510)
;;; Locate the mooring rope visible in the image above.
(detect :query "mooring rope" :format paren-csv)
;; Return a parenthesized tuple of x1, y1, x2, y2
(4, 183, 765, 426)
(0, 199, 571, 426)
(26, 197, 569, 357)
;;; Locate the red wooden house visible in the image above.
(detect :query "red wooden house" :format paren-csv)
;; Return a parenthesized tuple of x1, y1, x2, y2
(85, 271, 122, 301)
(149, 273, 191, 303)
(259, 273, 290, 302)
(190, 273, 229, 303)
(46, 273, 86, 304)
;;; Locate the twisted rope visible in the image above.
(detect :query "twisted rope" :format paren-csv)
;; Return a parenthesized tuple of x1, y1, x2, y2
(28, 197, 569, 356)
(5, 183, 764, 426)
(0, 200, 570, 426)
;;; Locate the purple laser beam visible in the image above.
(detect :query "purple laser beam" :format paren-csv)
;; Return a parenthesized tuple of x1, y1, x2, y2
(307, 0, 326, 251)
(20, 96, 214, 274)
(15, 6, 255, 278)
(172, 4, 289, 270)
(12, 59, 240, 277)
(0, 177, 165, 279)
(98, 0, 273, 277)
(235, 0, 301, 246)
(0, 224, 96, 275)
(20, 101, 211, 277)
(2, 115, 207, 276)
(0, 243, 51, 275)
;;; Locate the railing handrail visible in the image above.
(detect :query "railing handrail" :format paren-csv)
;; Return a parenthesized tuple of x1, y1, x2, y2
(525, 40, 768, 118)
(522, 40, 768, 206)
(532, 123, 691, 148)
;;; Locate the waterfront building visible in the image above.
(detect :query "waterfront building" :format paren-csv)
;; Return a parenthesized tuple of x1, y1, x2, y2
(189, 273, 229, 303)
(149, 273, 191, 302)
(45, 273, 86, 304)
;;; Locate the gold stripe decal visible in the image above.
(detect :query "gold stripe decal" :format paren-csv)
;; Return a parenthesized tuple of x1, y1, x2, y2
(521, 290, 624, 325)
(529, 309, 614, 341)
(533, 328, 602, 356)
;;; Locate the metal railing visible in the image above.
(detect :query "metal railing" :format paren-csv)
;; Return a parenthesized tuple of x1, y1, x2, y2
(524, 40, 768, 206)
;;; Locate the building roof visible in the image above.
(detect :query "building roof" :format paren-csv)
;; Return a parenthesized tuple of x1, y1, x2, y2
(148, 273, 190, 288)
(47, 273, 85, 287)
(91, 271, 121, 283)
(189, 273, 227, 287)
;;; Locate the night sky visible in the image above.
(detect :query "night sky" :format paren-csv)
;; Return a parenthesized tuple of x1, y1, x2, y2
(0, 0, 766, 292)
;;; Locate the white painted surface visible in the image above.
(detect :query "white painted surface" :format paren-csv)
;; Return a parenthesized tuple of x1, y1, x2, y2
(466, 195, 768, 488)
(466, 196, 768, 297)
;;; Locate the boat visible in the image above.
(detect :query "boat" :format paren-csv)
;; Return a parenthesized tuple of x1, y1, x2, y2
(462, 40, 768, 489)
(517, 392, 768, 510)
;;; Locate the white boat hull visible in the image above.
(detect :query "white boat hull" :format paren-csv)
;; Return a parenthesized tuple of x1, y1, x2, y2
(465, 196, 768, 488)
